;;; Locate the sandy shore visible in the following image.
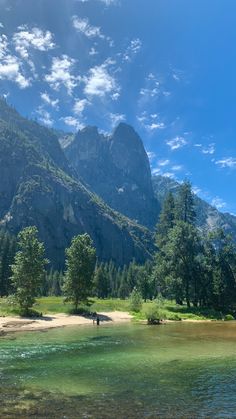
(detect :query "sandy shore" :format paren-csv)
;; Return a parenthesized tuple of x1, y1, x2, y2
(0, 311, 132, 335)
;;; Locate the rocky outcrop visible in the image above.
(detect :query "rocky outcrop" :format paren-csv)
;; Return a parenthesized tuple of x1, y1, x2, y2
(0, 99, 154, 268)
(62, 123, 160, 228)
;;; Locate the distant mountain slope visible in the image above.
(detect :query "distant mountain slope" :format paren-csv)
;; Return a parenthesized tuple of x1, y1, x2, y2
(61, 123, 160, 229)
(152, 175, 236, 239)
(0, 98, 154, 267)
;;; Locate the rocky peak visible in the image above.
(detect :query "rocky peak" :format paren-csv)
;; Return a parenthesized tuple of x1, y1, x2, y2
(63, 123, 160, 228)
(70, 126, 104, 161)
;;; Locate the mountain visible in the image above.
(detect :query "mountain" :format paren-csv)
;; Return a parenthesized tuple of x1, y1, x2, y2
(61, 123, 160, 229)
(60, 122, 236, 241)
(152, 175, 236, 239)
(0, 98, 154, 268)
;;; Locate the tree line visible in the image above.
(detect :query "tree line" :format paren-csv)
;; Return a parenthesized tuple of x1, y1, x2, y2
(0, 180, 236, 315)
(152, 181, 236, 313)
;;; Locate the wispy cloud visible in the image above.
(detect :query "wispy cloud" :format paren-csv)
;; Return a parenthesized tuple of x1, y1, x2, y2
(89, 47, 98, 56)
(109, 112, 125, 127)
(211, 196, 227, 210)
(0, 34, 8, 59)
(215, 157, 236, 169)
(61, 116, 84, 131)
(123, 38, 142, 62)
(146, 151, 156, 161)
(139, 73, 160, 99)
(40, 92, 59, 108)
(73, 98, 89, 115)
(137, 111, 165, 132)
(192, 186, 202, 195)
(202, 143, 215, 154)
(72, 16, 113, 45)
(72, 16, 104, 39)
(36, 107, 54, 126)
(194, 141, 215, 155)
(171, 165, 183, 171)
(166, 136, 187, 150)
(45, 55, 78, 95)
(158, 159, 170, 167)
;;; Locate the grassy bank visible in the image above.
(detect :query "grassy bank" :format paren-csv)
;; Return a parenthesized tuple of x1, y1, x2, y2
(0, 296, 225, 321)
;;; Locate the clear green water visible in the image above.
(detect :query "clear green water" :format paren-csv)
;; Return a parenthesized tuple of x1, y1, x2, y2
(1, 322, 236, 418)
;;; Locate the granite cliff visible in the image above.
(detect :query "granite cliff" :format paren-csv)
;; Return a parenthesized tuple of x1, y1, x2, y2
(61, 123, 160, 229)
(0, 99, 154, 268)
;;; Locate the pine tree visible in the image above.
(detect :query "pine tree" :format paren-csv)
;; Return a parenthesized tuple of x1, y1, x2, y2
(63, 234, 96, 310)
(175, 181, 196, 225)
(11, 226, 48, 313)
(156, 192, 175, 247)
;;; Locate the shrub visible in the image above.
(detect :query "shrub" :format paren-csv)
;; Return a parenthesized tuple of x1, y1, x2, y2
(129, 288, 142, 312)
(225, 314, 235, 321)
(145, 304, 166, 325)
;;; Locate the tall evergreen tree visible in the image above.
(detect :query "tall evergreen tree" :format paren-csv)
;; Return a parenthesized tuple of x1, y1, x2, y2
(11, 226, 48, 313)
(63, 234, 96, 310)
(156, 192, 175, 247)
(175, 181, 196, 224)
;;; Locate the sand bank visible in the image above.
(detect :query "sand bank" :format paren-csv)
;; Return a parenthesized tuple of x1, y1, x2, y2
(0, 311, 132, 334)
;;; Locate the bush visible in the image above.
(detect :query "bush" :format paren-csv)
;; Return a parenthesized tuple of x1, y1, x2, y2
(145, 304, 166, 325)
(225, 314, 235, 321)
(129, 288, 142, 312)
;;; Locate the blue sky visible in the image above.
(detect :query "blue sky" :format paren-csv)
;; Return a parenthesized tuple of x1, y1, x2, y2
(0, 0, 235, 214)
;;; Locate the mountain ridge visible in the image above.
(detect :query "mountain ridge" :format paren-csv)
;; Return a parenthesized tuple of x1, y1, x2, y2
(0, 98, 154, 268)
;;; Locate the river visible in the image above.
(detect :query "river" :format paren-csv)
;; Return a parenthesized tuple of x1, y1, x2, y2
(1, 322, 236, 418)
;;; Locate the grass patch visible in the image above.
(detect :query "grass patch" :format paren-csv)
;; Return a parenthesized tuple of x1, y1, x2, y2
(0, 296, 225, 320)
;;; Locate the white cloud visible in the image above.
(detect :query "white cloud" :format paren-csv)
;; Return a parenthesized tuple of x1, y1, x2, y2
(89, 47, 98, 56)
(13, 26, 55, 60)
(172, 73, 180, 81)
(152, 167, 161, 175)
(0, 34, 8, 59)
(109, 112, 125, 127)
(45, 55, 78, 95)
(162, 172, 175, 178)
(140, 86, 159, 98)
(123, 38, 142, 62)
(72, 16, 104, 39)
(40, 92, 59, 108)
(137, 111, 165, 132)
(139, 73, 162, 102)
(166, 136, 187, 150)
(76, 0, 118, 4)
(99, 0, 117, 4)
(211, 197, 227, 210)
(215, 157, 236, 169)
(158, 159, 170, 167)
(192, 186, 202, 195)
(0, 23, 4, 28)
(73, 98, 89, 115)
(147, 151, 156, 161)
(0, 54, 30, 88)
(84, 63, 119, 98)
(163, 91, 171, 97)
(146, 122, 165, 130)
(36, 107, 53, 126)
(202, 144, 215, 154)
(61, 116, 84, 131)
(171, 165, 183, 171)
